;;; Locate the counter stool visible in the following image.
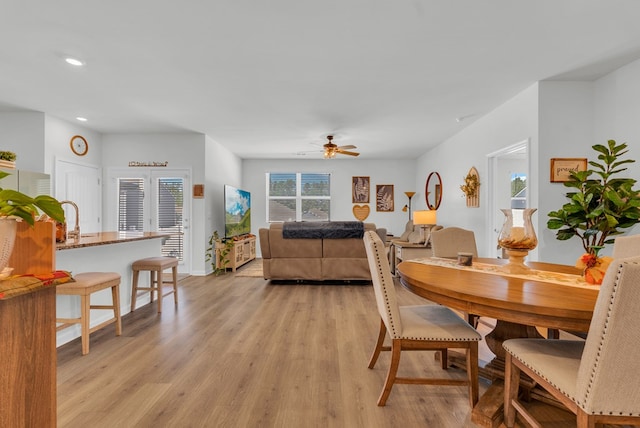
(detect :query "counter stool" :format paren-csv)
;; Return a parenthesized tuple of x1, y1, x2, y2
(131, 256, 179, 313)
(56, 272, 122, 355)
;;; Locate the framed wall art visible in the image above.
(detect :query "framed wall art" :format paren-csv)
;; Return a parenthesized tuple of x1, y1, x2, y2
(376, 184, 394, 212)
(352, 176, 370, 203)
(550, 158, 587, 182)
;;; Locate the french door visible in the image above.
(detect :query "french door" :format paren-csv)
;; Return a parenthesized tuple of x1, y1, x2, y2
(111, 169, 191, 273)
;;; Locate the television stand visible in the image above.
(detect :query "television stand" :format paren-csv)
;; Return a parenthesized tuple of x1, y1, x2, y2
(217, 235, 256, 272)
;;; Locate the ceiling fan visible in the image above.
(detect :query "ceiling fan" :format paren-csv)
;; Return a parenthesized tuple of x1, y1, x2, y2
(323, 135, 359, 158)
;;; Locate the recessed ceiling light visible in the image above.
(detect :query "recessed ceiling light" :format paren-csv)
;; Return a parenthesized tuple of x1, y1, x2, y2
(76, 117, 87, 122)
(65, 57, 85, 67)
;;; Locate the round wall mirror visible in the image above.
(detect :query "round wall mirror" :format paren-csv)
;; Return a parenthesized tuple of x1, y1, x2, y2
(425, 172, 443, 210)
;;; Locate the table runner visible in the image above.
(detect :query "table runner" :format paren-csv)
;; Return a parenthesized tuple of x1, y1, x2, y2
(407, 257, 599, 290)
(0, 271, 74, 299)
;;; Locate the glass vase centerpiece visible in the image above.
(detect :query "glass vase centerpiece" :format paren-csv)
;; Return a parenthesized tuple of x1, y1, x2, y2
(497, 208, 538, 274)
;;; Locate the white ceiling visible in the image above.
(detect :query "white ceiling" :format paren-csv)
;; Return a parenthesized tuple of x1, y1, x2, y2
(2, 1, 640, 160)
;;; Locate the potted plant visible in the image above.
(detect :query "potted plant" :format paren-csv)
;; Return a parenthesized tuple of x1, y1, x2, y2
(0, 170, 65, 271)
(205, 230, 234, 275)
(0, 150, 17, 169)
(547, 140, 640, 255)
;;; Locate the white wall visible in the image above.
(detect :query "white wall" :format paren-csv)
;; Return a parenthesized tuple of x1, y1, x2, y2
(101, 132, 210, 274)
(537, 81, 595, 264)
(416, 83, 540, 258)
(203, 135, 243, 275)
(243, 158, 416, 257)
(44, 115, 103, 175)
(416, 57, 640, 265)
(0, 112, 45, 172)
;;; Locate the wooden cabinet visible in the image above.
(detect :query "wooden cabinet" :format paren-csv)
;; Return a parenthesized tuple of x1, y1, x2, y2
(216, 236, 256, 272)
(1, 221, 57, 427)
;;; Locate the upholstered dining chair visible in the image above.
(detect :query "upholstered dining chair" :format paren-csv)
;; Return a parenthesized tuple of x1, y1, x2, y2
(430, 227, 479, 327)
(612, 234, 640, 258)
(503, 256, 640, 428)
(363, 231, 481, 407)
(430, 227, 478, 259)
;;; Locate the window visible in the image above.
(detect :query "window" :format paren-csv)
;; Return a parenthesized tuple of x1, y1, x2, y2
(267, 173, 331, 222)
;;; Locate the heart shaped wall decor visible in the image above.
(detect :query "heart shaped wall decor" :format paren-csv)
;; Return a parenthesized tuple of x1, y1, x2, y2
(352, 204, 370, 221)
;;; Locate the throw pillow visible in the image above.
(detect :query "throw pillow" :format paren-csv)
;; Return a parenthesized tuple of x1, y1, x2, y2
(407, 230, 424, 244)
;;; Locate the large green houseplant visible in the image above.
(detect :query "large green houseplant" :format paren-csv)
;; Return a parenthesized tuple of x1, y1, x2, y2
(547, 140, 640, 254)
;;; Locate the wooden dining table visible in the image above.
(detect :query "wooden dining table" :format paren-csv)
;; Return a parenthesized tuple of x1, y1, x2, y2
(396, 257, 600, 428)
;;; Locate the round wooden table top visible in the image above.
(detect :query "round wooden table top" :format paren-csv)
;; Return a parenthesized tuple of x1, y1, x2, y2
(397, 258, 599, 332)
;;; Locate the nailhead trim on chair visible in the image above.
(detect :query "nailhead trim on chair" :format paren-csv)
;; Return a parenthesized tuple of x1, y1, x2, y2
(577, 262, 640, 416)
(507, 352, 577, 402)
(372, 239, 399, 337)
(369, 231, 479, 342)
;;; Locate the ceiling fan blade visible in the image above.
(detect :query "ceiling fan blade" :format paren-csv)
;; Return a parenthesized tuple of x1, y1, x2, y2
(337, 145, 357, 150)
(336, 149, 359, 156)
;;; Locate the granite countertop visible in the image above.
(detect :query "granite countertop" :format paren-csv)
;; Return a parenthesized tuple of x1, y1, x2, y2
(0, 271, 74, 300)
(56, 231, 172, 250)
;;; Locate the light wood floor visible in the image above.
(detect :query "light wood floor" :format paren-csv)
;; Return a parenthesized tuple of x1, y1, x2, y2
(57, 263, 597, 428)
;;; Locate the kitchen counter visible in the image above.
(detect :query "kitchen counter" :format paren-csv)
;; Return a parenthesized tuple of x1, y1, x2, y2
(56, 231, 171, 250)
(55, 231, 172, 348)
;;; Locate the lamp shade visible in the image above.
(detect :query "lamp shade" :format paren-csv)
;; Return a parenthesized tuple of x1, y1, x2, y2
(413, 210, 437, 225)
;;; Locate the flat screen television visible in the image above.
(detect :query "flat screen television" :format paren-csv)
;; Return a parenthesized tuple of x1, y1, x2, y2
(224, 185, 251, 238)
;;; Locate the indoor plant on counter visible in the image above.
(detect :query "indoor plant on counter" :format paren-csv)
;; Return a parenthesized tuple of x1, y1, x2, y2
(0, 170, 66, 272)
(547, 140, 640, 283)
(0, 150, 17, 169)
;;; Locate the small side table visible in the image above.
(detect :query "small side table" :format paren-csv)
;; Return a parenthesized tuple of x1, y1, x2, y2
(392, 241, 432, 275)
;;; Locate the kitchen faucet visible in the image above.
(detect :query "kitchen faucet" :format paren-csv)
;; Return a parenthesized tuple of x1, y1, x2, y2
(60, 200, 80, 240)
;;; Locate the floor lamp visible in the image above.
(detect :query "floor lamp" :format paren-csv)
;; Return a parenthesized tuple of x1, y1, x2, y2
(413, 209, 437, 246)
(402, 191, 416, 221)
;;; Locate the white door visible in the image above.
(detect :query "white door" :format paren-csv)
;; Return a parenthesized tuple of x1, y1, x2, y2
(487, 140, 529, 258)
(55, 159, 101, 234)
(110, 168, 191, 273)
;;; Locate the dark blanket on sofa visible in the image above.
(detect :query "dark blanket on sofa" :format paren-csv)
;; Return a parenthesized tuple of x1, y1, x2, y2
(282, 221, 365, 239)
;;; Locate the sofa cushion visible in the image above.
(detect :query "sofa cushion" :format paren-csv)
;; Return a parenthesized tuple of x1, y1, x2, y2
(267, 224, 322, 258)
(268, 258, 322, 280)
(323, 238, 367, 258)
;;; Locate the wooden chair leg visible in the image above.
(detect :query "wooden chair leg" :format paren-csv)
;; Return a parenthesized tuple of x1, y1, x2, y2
(149, 271, 156, 303)
(378, 338, 401, 406)
(81, 294, 90, 355)
(504, 353, 521, 428)
(111, 285, 122, 336)
(131, 270, 140, 311)
(467, 343, 479, 407)
(172, 266, 178, 305)
(368, 319, 387, 369)
(576, 409, 596, 428)
(440, 349, 448, 369)
(153, 270, 162, 312)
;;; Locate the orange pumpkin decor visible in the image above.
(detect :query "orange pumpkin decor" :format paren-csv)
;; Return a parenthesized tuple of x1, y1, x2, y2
(576, 253, 613, 285)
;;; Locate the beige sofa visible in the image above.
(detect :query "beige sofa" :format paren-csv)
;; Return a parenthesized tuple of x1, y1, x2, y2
(259, 222, 386, 281)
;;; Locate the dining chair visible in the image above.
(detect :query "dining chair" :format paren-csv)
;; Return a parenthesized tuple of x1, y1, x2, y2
(503, 256, 640, 428)
(363, 230, 481, 407)
(612, 234, 640, 258)
(430, 227, 480, 327)
(430, 227, 478, 258)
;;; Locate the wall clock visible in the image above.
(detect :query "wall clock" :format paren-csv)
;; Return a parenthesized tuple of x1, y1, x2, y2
(70, 135, 88, 156)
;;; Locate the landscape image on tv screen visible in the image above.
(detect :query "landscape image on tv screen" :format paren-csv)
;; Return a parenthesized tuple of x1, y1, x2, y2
(224, 185, 251, 238)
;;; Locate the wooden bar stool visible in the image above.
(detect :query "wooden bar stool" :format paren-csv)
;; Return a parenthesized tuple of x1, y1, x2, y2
(56, 272, 122, 355)
(131, 256, 179, 313)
